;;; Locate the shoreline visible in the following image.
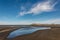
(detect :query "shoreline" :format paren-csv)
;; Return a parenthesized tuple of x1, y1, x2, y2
(11, 27, 60, 40)
(0, 26, 60, 40)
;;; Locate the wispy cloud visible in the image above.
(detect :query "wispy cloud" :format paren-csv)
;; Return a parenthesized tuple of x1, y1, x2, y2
(43, 19, 60, 24)
(17, 0, 58, 16)
(34, 19, 60, 24)
(0, 18, 60, 25)
(0, 21, 8, 25)
(0, 20, 32, 25)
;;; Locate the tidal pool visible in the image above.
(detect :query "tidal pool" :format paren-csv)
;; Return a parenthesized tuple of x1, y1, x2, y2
(7, 27, 51, 39)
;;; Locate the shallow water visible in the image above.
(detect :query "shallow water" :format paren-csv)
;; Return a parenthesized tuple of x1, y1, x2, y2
(7, 27, 51, 39)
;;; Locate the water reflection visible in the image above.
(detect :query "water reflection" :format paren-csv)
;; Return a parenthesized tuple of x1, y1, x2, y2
(7, 27, 51, 38)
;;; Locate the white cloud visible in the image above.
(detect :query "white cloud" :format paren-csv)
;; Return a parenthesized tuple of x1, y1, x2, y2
(34, 19, 60, 24)
(0, 20, 32, 25)
(0, 21, 8, 25)
(17, 0, 58, 16)
(44, 19, 60, 24)
(28, 1, 53, 14)
(0, 19, 60, 25)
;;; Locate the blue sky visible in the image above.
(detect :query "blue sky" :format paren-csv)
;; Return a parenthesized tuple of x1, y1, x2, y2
(0, 0, 60, 25)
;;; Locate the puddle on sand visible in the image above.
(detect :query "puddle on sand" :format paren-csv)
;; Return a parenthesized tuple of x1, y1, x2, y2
(7, 27, 51, 39)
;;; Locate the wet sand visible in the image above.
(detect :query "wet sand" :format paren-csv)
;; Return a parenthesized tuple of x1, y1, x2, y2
(0, 27, 21, 40)
(0, 26, 60, 40)
(12, 27, 60, 40)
